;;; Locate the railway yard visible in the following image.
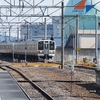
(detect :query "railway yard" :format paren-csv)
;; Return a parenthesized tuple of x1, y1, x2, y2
(0, 59, 100, 100)
(0, 0, 100, 99)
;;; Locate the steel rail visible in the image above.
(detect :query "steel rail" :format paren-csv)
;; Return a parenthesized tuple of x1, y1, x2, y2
(17, 80, 82, 83)
(9, 72, 32, 100)
(4, 65, 54, 100)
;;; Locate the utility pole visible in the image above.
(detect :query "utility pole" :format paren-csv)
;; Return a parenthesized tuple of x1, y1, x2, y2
(12, 43, 14, 62)
(10, 0, 12, 16)
(17, 27, 19, 41)
(95, 10, 98, 66)
(52, 0, 54, 6)
(9, 27, 11, 41)
(5, 32, 7, 42)
(44, 18, 47, 40)
(27, 24, 28, 39)
(33, 0, 35, 14)
(61, 2, 64, 69)
(76, 14, 78, 64)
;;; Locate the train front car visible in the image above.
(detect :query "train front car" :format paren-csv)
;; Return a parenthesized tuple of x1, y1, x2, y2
(49, 40, 56, 59)
(38, 40, 56, 61)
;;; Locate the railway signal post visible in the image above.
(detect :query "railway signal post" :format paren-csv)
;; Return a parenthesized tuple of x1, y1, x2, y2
(12, 43, 14, 62)
(69, 70, 74, 96)
(25, 46, 27, 66)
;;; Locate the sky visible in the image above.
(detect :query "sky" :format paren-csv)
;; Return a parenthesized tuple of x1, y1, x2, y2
(0, 0, 68, 37)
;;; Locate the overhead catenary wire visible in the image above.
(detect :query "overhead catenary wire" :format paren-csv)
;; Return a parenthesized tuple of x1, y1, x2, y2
(0, 0, 46, 36)
(0, 0, 65, 39)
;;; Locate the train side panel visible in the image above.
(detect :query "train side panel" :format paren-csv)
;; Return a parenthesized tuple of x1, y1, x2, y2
(0, 40, 56, 61)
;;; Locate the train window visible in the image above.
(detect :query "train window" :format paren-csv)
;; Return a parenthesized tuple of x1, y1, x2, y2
(45, 41, 48, 43)
(45, 43, 48, 49)
(38, 41, 43, 50)
(50, 41, 55, 50)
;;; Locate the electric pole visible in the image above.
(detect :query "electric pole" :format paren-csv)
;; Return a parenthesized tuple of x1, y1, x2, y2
(61, 2, 64, 69)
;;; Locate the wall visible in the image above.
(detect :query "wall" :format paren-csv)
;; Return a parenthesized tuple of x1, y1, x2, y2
(54, 47, 95, 62)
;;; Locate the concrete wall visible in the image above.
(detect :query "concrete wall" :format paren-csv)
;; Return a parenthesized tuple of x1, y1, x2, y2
(79, 34, 95, 48)
(78, 31, 100, 49)
(54, 47, 95, 62)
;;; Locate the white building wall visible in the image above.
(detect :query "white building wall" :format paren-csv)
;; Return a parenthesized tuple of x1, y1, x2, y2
(79, 35, 95, 48)
(52, 16, 61, 37)
(78, 30, 100, 49)
(20, 24, 53, 40)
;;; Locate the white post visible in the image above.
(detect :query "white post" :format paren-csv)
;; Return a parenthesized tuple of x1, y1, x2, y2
(44, 18, 47, 40)
(95, 10, 99, 68)
(25, 43, 27, 66)
(25, 46, 27, 62)
(13, 43, 14, 62)
(72, 34, 75, 71)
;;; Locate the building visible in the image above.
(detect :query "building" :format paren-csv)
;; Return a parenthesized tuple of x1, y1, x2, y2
(20, 0, 100, 49)
(20, 23, 53, 40)
(20, 17, 62, 46)
(64, 0, 100, 49)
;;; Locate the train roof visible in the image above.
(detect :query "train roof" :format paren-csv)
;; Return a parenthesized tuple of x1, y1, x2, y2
(0, 39, 55, 45)
(38, 39, 55, 42)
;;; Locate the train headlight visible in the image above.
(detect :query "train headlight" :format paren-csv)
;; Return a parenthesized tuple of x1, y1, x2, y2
(49, 51, 54, 54)
(38, 50, 43, 53)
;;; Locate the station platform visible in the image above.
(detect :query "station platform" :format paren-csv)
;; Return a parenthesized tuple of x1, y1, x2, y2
(0, 71, 30, 100)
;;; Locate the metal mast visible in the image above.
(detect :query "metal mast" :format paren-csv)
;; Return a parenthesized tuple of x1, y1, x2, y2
(95, 10, 98, 66)
(61, 2, 64, 69)
(76, 14, 79, 64)
(44, 18, 47, 40)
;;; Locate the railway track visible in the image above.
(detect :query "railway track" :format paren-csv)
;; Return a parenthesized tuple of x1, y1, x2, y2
(0, 64, 54, 100)
(0, 61, 100, 100)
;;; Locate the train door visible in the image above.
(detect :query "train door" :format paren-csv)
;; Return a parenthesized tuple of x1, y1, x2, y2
(44, 41, 49, 60)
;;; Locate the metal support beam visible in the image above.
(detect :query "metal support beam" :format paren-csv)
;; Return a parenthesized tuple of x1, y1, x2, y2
(27, 24, 28, 39)
(33, 0, 35, 14)
(10, 0, 12, 16)
(12, 43, 14, 62)
(44, 18, 47, 40)
(0, 5, 62, 8)
(0, 0, 64, 39)
(95, 10, 98, 65)
(14, 0, 15, 6)
(17, 27, 19, 41)
(61, 2, 64, 69)
(76, 14, 78, 64)
(52, 0, 54, 6)
(9, 27, 11, 41)
(5, 32, 6, 42)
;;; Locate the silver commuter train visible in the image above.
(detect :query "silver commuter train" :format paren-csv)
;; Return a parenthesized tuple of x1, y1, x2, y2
(0, 39, 56, 61)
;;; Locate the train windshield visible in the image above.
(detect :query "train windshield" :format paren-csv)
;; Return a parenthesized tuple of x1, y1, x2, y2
(38, 41, 43, 50)
(44, 41, 48, 49)
(45, 43, 48, 49)
(50, 41, 55, 50)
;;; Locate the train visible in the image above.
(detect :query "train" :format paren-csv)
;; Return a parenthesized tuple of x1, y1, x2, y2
(0, 39, 56, 62)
